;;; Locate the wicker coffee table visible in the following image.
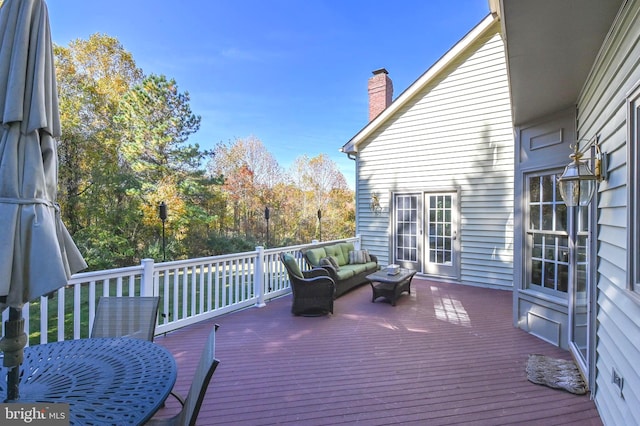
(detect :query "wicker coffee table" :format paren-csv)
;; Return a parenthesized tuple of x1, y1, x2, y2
(366, 268, 416, 306)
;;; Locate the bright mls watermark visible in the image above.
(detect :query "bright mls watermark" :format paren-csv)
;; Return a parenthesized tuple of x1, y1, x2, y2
(0, 403, 69, 425)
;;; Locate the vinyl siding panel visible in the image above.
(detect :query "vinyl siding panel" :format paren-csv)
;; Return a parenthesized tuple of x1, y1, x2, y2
(577, 0, 640, 424)
(355, 22, 514, 289)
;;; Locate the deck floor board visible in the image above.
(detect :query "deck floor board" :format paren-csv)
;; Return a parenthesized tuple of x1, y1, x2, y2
(154, 278, 601, 425)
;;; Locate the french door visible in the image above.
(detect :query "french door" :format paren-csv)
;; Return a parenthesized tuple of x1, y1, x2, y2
(393, 192, 459, 278)
(526, 172, 592, 371)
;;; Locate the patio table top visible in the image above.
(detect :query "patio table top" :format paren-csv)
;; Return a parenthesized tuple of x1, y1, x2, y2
(0, 337, 176, 425)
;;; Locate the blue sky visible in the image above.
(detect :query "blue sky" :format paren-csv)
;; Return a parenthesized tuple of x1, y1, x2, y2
(47, 0, 490, 187)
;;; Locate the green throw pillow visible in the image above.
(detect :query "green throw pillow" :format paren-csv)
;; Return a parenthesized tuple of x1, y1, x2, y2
(320, 256, 340, 271)
(328, 256, 340, 270)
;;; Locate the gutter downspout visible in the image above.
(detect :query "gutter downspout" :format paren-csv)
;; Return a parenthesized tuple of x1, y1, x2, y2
(342, 149, 359, 234)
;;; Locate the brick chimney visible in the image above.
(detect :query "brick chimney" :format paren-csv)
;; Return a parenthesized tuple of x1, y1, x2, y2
(368, 68, 393, 121)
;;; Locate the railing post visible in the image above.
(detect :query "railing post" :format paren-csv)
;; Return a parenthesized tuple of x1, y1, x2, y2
(354, 234, 362, 250)
(141, 258, 155, 296)
(255, 247, 266, 307)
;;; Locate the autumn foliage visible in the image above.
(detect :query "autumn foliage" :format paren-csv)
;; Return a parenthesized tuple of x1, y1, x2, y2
(53, 34, 355, 269)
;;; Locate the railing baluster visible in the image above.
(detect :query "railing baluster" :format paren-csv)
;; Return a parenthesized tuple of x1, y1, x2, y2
(128, 273, 136, 296)
(214, 261, 220, 310)
(102, 278, 109, 297)
(162, 271, 170, 323)
(22, 304, 29, 347)
(191, 265, 197, 315)
(116, 276, 123, 297)
(182, 266, 188, 319)
(206, 263, 213, 312)
(172, 267, 179, 320)
(40, 297, 48, 344)
(89, 281, 96, 336)
(57, 290, 65, 342)
(234, 258, 240, 303)
(73, 285, 82, 339)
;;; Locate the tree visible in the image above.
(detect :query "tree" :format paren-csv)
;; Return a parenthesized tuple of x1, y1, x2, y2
(55, 35, 219, 266)
(208, 137, 284, 240)
(116, 74, 203, 184)
(114, 74, 222, 259)
(55, 34, 143, 235)
(289, 154, 351, 240)
(54, 34, 147, 267)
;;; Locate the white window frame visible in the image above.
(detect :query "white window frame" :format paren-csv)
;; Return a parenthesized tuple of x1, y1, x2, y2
(526, 172, 570, 295)
(627, 85, 640, 293)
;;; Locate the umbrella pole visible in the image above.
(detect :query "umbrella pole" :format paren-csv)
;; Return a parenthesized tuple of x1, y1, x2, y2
(0, 307, 27, 402)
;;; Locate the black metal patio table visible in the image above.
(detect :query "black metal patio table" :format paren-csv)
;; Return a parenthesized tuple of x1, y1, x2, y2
(0, 337, 177, 425)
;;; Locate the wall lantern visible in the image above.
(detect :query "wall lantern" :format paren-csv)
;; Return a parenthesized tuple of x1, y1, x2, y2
(557, 136, 606, 207)
(370, 192, 382, 215)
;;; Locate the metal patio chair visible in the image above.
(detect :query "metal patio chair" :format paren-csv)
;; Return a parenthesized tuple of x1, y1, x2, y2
(147, 324, 220, 426)
(91, 296, 160, 341)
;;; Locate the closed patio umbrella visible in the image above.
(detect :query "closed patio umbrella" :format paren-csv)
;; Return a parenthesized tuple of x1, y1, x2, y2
(0, 0, 87, 401)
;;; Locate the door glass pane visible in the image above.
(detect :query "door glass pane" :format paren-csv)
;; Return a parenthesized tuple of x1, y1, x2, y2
(427, 194, 453, 266)
(395, 195, 418, 262)
(542, 175, 554, 202)
(573, 207, 589, 360)
(530, 205, 541, 229)
(556, 204, 567, 232)
(527, 174, 568, 294)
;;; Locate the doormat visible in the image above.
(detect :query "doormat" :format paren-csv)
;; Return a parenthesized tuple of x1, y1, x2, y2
(526, 354, 588, 395)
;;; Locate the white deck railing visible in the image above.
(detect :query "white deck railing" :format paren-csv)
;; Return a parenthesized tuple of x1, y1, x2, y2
(6, 236, 362, 345)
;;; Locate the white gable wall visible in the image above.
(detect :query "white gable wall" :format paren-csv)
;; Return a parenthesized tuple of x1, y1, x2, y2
(355, 21, 514, 289)
(577, 0, 640, 424)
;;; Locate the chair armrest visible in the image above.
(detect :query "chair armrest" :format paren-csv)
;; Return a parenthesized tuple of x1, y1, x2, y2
(292, 275, 336, 296)
(369, 254, 378, 264)
(303, 268, 330, 278)
(167, 390, 186, 407)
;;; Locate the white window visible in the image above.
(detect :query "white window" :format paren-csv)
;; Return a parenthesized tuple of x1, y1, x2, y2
(628, 85, 640, 293)
(527, 174, 569, 293)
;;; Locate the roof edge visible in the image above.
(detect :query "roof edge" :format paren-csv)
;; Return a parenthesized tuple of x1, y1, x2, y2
(341, 13, 498, 155)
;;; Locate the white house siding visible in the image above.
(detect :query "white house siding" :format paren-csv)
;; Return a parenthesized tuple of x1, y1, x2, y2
(577, 0, 640, 424)
(355, 22, 514, 289)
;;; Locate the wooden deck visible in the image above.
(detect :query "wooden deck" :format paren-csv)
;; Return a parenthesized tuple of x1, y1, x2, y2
(153, 278, 602, 425)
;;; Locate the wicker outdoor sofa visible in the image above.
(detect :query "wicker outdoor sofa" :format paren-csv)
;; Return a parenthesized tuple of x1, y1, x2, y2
(303, 242, 378, 298)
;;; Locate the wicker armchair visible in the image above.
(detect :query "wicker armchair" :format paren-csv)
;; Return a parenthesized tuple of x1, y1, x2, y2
(280, 253, 336, 316)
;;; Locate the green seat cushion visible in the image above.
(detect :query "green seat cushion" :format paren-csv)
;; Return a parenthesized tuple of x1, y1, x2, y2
(282, 253, 303, 278)
(349, 264, 368, 274)
(335, 268, 356, 280)
(363, 261, 377, 270)
(305, 248, 327, 267)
